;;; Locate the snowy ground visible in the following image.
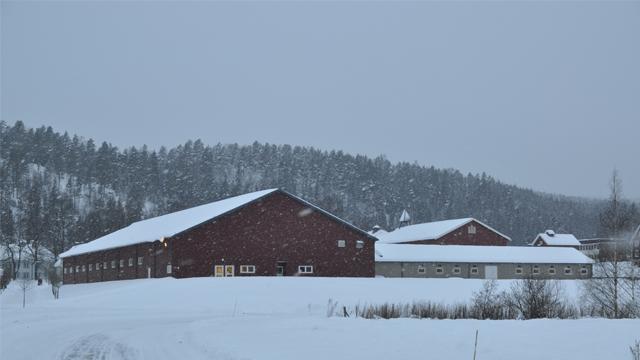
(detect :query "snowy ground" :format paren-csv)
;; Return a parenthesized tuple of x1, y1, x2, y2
(1, 277, 638, 360)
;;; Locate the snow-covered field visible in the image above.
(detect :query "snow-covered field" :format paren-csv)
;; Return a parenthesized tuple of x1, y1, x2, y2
(1, 277, 638, 360)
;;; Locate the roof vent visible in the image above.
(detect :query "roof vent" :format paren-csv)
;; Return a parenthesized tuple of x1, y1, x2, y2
(545, 229, 555, 237)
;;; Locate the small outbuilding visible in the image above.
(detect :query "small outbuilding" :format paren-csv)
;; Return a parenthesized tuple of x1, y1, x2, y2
(374, 218, 511, 246)
(375, 243, 594, 279)
(531, 230, 580, 248)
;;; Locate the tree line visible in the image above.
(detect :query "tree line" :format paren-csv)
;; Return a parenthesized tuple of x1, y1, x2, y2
(1, 120, 638, 265)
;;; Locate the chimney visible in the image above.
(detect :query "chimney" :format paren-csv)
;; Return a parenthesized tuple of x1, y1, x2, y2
(545, 229, 555, 237)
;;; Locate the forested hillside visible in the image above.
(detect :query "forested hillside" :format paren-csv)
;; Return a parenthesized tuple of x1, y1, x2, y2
(0, 121, 618, 256)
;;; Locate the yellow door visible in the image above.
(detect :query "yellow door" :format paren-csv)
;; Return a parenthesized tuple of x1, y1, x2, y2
(214, 265, 224, 277)
(224, 265, 235, 277)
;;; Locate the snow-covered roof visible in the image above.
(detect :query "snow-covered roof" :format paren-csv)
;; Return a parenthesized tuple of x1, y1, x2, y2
(374, 218, 511, 244)
(60, 189, 279, 258)
(375, 243, 594, 264)
(532, 231, 580, 246)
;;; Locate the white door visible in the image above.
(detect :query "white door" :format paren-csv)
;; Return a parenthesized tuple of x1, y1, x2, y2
(147, 267, 151, 278)
(224, 265, 235, 277)
(214, 265, 225, 277)
(485, 265, 498, 279)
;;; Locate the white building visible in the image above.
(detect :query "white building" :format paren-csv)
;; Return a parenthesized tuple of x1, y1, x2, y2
(0, 243, 55, 281)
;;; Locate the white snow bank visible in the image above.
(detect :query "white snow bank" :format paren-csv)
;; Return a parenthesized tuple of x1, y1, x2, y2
(59, 189, 278, 258)
(1, 277, 637, 360)
(375, 243, 595, 264)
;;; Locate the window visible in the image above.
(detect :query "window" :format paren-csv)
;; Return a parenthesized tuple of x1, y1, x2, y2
(128, 258, 133, 267)
(417, 265, 426, 274)
(356, 240, 364, 249)
(166, 264, 172, 274)
(76, 266, 79, 272)
(240, 265, 256, 274)
(470, 265, 478, 274)
(69, 267, 73, 274)
(89, 264, 93, 271)
(564, 266, 572, 275)
(453, 266, 461, 274)
(580, 266, 588, 275)
(468, 224, 476, 234)
(298, 265, 313, 274)
(515, 266, 523, 275)
(337, 240, 346, 248)
(104, 261, 108, 269)
(96, 263, 100, 270)
(82, 265, 86, 272)
(435, 265, 444, 274)
(138, 257, 143, 266)
(111, 260, 116, 269)
(532, 266, 540, 275)
(64, 267, 67, 274)
(548, 266, 556, 275)
(119, 259, 124, 268)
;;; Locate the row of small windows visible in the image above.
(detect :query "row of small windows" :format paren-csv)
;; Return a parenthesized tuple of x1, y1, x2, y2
(415, 264, 589, 275)
(63, 257, 145, 274)
(236, 265, 314, 274)
(337, 240, 365, 249)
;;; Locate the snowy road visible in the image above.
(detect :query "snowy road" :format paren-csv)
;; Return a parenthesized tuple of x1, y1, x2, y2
(2, 277, 639, 360)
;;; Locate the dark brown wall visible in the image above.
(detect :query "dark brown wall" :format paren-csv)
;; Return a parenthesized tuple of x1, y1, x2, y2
(403, 220, 509, 246)
(171, 191, 374, 278)
(62, 190, 374, 283)
(62, 242, 171, 284)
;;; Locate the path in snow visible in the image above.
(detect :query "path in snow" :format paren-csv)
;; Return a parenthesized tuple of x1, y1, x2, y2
(58, 334, 139, 360)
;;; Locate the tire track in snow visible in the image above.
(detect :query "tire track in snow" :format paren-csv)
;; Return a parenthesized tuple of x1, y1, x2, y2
(58, 334, 139, 360)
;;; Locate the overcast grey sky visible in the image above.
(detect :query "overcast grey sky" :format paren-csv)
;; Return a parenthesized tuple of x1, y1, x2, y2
(2, 1, 639, 198)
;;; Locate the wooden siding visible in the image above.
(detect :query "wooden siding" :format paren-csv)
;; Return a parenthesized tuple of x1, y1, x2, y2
(402, 220, 509, 246)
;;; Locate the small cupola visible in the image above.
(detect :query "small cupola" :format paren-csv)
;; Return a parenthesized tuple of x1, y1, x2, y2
(399, 209, 411, 228)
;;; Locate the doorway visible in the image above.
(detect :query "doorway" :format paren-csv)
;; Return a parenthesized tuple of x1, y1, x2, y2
(485, 265, 498, 279)
(276, 262, 287, 276)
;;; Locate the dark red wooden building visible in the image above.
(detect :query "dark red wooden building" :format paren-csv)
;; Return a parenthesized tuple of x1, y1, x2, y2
(372, 218, 511, 246)
(60, 189, 375, 284)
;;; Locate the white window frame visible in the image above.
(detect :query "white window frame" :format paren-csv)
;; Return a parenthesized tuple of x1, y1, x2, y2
(470, 265, 478, 274)
(82, 265, 86, 272)
(417, 265, 426, 274)
(435, 265, 444, 274)
(104, 261, 108, 270)
(119, 259, 124, 268)
(468, 224, 476, 234)
(515, 266, 523, 275)
(453, 265, 461, 274)
(564, 266, 572, 275)
(138, 257, 143, 266)
(337, 240, 346, 248)
(240, 265, 256, 274)
(548, 266, 556, 275)
(167, 264, 172, 274)
(70, 267, 73, 273)
(532, 266, 540, 275)
(111, 260, 116, 269)
(96, 263, 100, 270)
(298, 265, 313, 274)
(580, 267, 588, 275)
(89, 264, 93, 271)
(128, 258, 133, 267)
(64, 267, 67, 274)
(356, 240, 364, 249)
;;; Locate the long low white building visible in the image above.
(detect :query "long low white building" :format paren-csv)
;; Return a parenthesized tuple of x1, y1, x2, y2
(375, 243, 595, 279)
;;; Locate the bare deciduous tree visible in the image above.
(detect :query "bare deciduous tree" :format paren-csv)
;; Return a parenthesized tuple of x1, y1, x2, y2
(18, 278, 33, 308)
(471, 280, 505, 319)
(504, 278, 568, 319)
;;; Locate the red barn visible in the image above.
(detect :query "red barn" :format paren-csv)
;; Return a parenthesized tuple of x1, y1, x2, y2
(60, 189, 375, 284)
(373, 218, 511, 246)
